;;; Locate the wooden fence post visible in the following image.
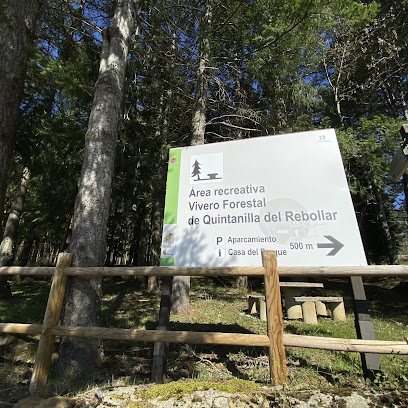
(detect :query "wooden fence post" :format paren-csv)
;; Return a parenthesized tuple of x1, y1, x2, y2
(151, 275, 173, 383)
(29, 253, 72, 394)
(350, 276, 381, 380)
(262, 250, 287, 385)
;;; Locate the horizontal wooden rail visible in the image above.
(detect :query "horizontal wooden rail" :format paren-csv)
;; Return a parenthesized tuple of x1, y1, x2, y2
(0, 266, 55, 276)
(65, 266, 265, 277)
(284, 334, 408, 354)
(2, 265, 408, 277)
(0, 323, 42, 335)
(52, 326, 269, 346)
(1, 323, 407, 355)
(279, 265, 408, 277)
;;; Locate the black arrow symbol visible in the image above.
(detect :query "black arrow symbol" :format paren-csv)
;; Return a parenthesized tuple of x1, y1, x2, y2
(317, 235, 344, 256)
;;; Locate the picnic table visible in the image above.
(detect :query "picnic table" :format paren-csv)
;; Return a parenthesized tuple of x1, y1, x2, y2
(248, 281, 324, 321)
(279, 282, 324, 320)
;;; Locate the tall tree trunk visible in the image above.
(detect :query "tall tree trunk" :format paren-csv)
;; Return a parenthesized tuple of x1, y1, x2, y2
(402, 174, 408, 219)
(15, 238, 33, 266)
(58, 216, 72, 253)
(190, 43, 209, 146)
(29, 241, 38, 266)
(400, 108, 408, 219)
(58, 0, 137, 380)
(371, 179, 399, 265)
(147, 88, 173, 292)
(171, 0, 212, 314)
(149, 29, 176, 293)
(0, 0, 39, 224)
(190, 3, 211, 146)
(232, 69, 248, 289)
(0, 167, 30, 298)
(130, 215, 142, 266)
(146, 186, 164, 293)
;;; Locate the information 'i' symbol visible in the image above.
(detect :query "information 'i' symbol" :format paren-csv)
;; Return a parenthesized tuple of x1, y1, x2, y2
(215, 248, 225, 258)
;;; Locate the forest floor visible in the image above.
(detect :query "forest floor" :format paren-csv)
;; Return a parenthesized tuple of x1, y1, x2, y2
(0, 274, 407, 406)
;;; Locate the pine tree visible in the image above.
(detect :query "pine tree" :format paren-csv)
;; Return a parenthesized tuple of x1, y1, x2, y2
(0, 0, 40, 225)
(58, 0, 137, 380)
(191, 160, 202, 180)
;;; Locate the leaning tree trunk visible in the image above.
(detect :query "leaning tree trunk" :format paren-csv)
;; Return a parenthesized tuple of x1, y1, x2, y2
(58, 0, 136, 380)
(0, 167, 30, 298)
(171, 0, 212, 314)
(0, 0, 39, 225)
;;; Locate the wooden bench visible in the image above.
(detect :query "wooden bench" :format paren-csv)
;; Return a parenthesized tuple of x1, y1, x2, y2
(294, 296, 346, 324)
(247, 282, 324, 321)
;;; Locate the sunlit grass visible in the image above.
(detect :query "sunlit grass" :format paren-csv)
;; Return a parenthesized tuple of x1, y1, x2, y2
(0, 274, 406, 400)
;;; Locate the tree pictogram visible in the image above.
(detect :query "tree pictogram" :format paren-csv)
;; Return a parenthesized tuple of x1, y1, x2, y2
(191, 159, 202, 180)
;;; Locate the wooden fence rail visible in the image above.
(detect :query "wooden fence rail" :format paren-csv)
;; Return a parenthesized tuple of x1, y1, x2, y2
(2, 264, 408, 277)
(1, 324, 407, 354)
(0, 251, 407, 394)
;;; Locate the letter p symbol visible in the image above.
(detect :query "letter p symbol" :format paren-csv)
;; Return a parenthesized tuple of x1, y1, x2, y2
(215, 236, 225, 246)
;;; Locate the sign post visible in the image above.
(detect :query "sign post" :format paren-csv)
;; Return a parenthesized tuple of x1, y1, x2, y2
(160, 128, 380, 379)
(161, 129, 367, 267)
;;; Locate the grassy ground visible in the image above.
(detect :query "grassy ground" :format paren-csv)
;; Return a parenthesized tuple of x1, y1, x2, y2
(0, 275, 407, 403)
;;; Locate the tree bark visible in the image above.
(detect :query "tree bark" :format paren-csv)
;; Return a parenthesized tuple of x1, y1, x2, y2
(147, 87, 173, 292)
(190, 1, 211, 146)
(0, 167, 30, 298)
(233, 275, 248, 289)
(371, 179, 399, 265)
(0, 0, 39, 224)
(15, 238, 33, 266)
(146, 191, 164, 293)
(232, 69, 249, 289)
(58, 0, 137, 380)
(171, 0, 212, 314)
(403, 174, 408, 219)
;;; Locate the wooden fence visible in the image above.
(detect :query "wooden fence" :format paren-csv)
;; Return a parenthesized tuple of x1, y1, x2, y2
(0, 251, 408, 395)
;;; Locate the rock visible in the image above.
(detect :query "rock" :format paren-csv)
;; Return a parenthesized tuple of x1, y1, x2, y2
(344, 391, 370, 408)
(83, 386, 136, 408)
(145, 389, 269, 408)
(18, 384, 406, 408)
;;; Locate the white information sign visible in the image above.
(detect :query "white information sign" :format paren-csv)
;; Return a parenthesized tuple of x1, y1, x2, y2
(160, 129, 367, 267)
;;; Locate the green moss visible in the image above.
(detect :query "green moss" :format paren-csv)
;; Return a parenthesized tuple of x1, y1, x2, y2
(138, 379, 261, 401)
(110, 394, 125, 400)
